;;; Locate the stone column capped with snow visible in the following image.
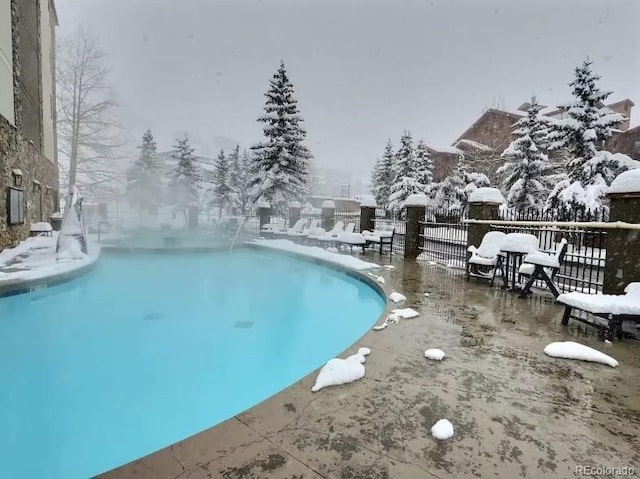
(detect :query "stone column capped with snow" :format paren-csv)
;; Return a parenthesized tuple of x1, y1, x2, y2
(403, 193, 428, 259)
(604, 170, 640, 294)
(466, 187, 504, 260)
(359, 196, 377, 233)
(321, 200, 335, 231)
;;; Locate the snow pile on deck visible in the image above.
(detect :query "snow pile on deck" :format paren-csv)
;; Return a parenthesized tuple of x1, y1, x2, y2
(424, 349, 446, 361)
(311, 347, 371, 392)
(544, 341, 618, 367)
(251, 239, 379, 270)
(0, 234, 99, 285)
(391, 307, 419, 319)
(431, 419, 454, 440)
(388, 291, 407, 303)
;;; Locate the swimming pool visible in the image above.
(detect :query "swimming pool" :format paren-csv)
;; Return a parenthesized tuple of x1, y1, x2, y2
(0, 249, 385, 478)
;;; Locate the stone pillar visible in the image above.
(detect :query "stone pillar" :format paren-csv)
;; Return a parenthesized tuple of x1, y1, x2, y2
(288, 201, 301, 227)
(360, 207, 376, 233)
(403, 194, 429, 259)
(321, 200, 335, 231)
(258, 204, 271, 229)
(466, 188, 504, 254)
(604, 172, 640, 294)
(188, 204, 199, 230)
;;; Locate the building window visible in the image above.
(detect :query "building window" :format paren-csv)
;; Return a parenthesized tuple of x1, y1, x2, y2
(7, 187, 25, 224)
(634, 141, 640, 153)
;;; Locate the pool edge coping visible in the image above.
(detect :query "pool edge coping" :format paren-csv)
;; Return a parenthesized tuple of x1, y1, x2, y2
(0, 247, 101, 298)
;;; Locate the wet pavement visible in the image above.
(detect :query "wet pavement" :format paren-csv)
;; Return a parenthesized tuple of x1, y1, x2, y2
(100, 255, 640, 479)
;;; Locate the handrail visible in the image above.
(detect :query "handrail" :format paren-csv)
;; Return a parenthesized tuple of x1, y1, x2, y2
(97, 221, 112, 243)
(463, 219, 640, 230)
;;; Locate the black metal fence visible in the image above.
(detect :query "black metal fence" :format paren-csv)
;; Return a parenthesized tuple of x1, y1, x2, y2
(373, 209, 406, 255)
(418, 207, 469, 268)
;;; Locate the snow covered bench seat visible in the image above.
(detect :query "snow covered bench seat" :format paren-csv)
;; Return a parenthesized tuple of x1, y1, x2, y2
(466, 231, 506, 281)
(29, 222, 53, 237)
(557, 282, 640, 341)
(362, 227, 395, 255)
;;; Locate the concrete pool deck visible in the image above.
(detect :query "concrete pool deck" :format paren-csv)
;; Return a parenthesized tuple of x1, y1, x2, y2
(100, 256, 640, 479)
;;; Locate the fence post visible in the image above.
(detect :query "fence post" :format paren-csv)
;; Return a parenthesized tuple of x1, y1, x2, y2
(257, 201, 271, 230)
(466, 188, 504, 255)
(404, 194, 428, 259)
(359, 197, 376, 232)
(321, 200, 335, 231)
(288, 201, 301, 227)
(604, 171, 640, 294)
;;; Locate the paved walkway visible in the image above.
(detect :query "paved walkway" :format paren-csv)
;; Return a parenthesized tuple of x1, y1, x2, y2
(101, 256, 640, 479)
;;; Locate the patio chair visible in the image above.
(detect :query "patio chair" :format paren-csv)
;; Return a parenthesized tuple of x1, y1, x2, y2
(557, 282, 640, 341)
(517, 238, 568, 298)
(338, 224, 368, 253)
(466, 231, 506, 281)
(490, 233, 539, 289)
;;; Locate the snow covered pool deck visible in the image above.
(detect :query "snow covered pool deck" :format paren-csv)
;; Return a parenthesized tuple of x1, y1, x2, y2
(0, 234, 100, 296)
(101, 256, 640, 479)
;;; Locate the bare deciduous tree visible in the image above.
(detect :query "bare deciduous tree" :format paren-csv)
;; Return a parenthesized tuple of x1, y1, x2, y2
(56, 27, 126, 199)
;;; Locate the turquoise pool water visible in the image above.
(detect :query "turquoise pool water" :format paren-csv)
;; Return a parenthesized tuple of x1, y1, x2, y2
(0, 249, 385, 478)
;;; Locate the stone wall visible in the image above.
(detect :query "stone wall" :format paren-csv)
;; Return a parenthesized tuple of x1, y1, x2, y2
(0, 115, 59, 250)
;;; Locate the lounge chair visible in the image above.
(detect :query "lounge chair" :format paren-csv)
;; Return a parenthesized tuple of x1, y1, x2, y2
(276, 218, 307, 238)
(260, 218, 286, 237)
(315, 221, 347, 247)
(466, 231, 506, 281)
(338, 224, 368, 253)
(288, 219, 317, 241)
(557, 282, 640, 341)
(517, 238, 568, 298)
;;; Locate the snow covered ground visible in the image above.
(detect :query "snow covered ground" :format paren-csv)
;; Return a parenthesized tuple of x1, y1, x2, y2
(250, 239, 380, 271)
(0, 233, 100, 287)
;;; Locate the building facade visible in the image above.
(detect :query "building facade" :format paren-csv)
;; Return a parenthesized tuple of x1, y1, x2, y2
(0, 0, 60, 250)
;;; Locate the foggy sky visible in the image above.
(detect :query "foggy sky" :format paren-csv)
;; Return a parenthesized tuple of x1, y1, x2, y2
(55, 0, 640, 180)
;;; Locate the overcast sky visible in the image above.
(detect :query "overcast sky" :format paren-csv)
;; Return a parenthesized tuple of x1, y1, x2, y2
(55, 0, 640, 179)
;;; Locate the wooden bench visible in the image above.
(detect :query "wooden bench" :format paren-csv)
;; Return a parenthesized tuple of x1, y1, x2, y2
(557, 282, 640, 341)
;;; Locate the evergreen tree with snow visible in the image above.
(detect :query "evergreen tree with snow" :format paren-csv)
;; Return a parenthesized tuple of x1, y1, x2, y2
(126, 130, 163, 211)
(370, 139, 395, 209)
(415, 139, 434, 189)
(212, 149, 233, 217)
(228, 145, 240, 200)
(545, 60, 627, 213)
(249, 61, 312, 213)
(498, 97, 555, 211)
(433, 158, 467, 210)
(168, 135, 202, 217)
(235, 149, 252, 215)
(388, 131, 426, 209)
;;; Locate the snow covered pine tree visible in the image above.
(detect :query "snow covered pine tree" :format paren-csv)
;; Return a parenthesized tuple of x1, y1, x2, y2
(388, 131, 427, 210)
(546, 60, 630, 214)
(168, 135, 202, 221)
(126, 129, 163, 212)
(212, 149, 233, 218)
(498, 97, 554, 211)
(250, 62, 312, 213)
(371, 139, 395, 209)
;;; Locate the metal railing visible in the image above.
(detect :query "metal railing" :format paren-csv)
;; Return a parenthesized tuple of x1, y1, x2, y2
(419, 208, 469, 267)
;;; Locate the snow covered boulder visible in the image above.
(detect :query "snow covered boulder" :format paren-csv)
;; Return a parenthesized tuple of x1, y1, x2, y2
(544, 341, 618, 368)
